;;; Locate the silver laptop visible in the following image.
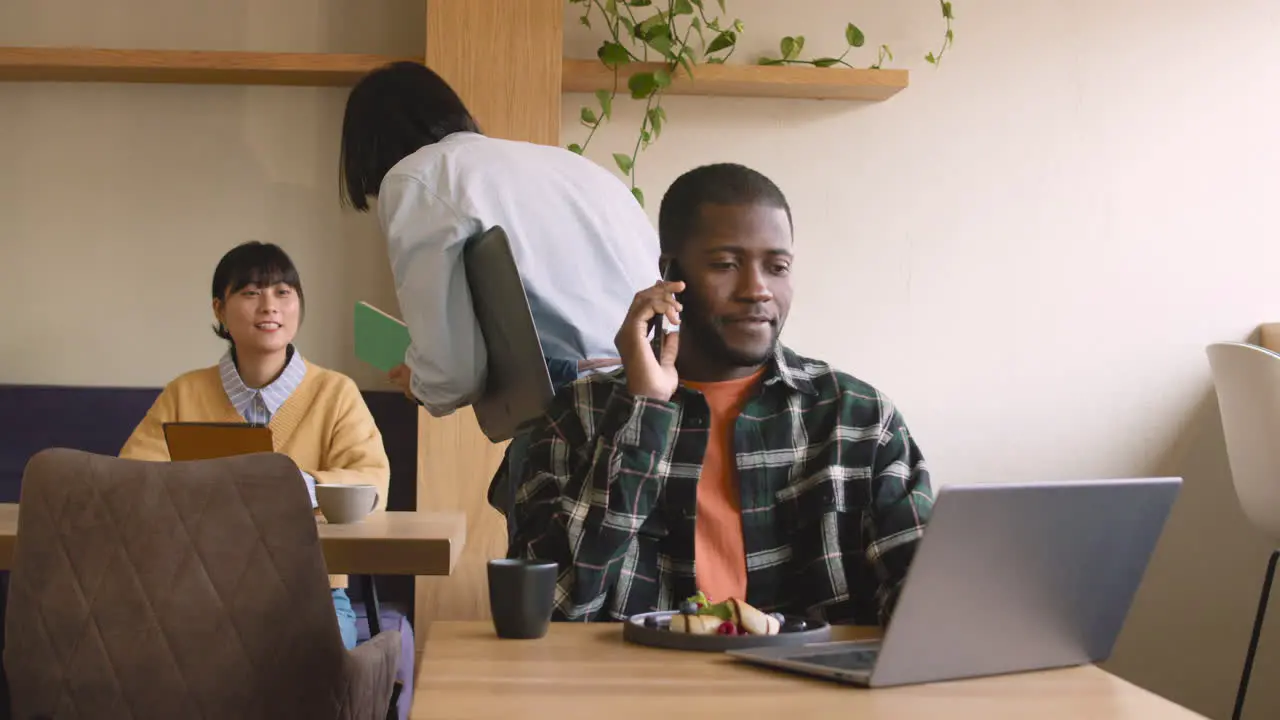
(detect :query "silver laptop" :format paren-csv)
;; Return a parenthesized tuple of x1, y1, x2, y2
(727, 477, 1181, 687)
(463, 226, 555, 443)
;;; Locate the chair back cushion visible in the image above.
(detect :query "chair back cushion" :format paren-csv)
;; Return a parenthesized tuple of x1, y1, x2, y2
(4, 449, 350, 719)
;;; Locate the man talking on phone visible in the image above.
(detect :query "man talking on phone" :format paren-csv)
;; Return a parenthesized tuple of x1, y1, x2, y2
(498, 164, 935, 625)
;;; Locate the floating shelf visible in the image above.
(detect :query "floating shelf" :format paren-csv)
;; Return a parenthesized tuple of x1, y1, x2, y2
(561, 58, 907, 101)
(0, 47, 414, 87)
(0, 47, 907, 100)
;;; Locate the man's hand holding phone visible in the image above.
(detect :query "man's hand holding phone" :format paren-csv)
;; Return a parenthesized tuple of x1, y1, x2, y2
(615, 280, 684, 402)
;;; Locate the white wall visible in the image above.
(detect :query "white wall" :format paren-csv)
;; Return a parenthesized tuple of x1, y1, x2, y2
(4, 1, 1280, 717)
(0, 0, 421, 388)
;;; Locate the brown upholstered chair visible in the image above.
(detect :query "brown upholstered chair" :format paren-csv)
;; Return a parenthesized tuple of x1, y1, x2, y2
(4, 449, 400, 720)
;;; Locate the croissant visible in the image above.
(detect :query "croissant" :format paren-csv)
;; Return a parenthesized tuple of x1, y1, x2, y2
(729, 598, 781, 636)
(667, 614, 723, 635)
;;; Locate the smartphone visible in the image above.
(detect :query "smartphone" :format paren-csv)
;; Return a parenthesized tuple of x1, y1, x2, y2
(649, 258, 682, 358)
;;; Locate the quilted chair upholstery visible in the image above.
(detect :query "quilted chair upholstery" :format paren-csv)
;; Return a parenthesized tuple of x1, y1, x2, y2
(4, 449, 399, 720)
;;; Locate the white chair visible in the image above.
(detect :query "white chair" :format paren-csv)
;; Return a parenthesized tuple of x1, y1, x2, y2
(1206, 341, 1280, 720)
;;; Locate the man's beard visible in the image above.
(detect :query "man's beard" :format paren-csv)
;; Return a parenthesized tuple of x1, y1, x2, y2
(680, 291, 780, 368)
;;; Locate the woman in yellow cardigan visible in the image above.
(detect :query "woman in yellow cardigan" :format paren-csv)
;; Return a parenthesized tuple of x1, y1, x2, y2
(120, 241, 391, 649)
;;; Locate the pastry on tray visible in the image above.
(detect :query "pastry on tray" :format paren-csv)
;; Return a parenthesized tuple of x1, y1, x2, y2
(665, 591, 784, 636)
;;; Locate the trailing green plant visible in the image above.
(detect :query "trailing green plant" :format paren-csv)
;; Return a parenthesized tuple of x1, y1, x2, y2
(567, 0, 744, 206)
(926, 1, 955, 66)
(568, 0, 954, 205)
(756, 22, 867, 68)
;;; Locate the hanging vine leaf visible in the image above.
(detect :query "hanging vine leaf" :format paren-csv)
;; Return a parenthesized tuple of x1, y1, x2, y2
(613, 153, 634, 174)
(845, 23, 865, 48)
(646, 30, 675, 57)
(580, 107, 597, 125)
(631, 187, 645, 206)
(628, 71, 659, 99)
(779, 36, 804, 61)
(778, 37, 794, 60)
(813, 57, 840, 68)
(568, 143, 584, 154)
(676, 46, 696, 78)
(595, 89, 613, 119)
(673, 0, 694, 15)
(637, 13, 667, 37)
(647, 106, 666, 137)
(706, 30, 736, 54)
(598, 41, 631, 68)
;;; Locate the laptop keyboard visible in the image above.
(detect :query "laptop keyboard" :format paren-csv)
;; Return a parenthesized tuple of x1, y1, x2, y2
(793, 649, 879, 671)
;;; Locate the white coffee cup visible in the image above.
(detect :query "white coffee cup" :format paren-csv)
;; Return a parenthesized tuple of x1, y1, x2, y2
(315, 483, 380, 524)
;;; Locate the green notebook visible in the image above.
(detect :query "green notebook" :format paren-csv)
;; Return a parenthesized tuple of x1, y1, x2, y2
(354, 301, 411, 372)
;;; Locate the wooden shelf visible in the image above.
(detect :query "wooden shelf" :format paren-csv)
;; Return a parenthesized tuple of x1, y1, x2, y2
(561, 58, 907, 101)
(0, 47, 907, 100)
(0, 47, 413, 87)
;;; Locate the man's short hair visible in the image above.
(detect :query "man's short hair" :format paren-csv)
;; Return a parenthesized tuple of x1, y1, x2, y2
(657, 163, 793, 255)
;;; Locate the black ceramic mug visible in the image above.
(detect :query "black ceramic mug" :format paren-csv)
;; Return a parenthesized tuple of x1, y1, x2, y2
(487, 559, 558, 639)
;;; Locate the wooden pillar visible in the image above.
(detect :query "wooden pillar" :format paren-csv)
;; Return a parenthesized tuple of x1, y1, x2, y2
(415, 0, 563, 643)
(425, 0, 563, 140)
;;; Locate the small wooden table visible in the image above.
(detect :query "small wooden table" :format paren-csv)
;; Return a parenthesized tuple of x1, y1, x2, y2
(412, 622, 1205, 719)
(0, 502, 465, 639)
(0, 503, 465, 575)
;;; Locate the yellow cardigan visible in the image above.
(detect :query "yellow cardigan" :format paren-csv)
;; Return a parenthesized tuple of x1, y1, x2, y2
(119, 361, 391, 589)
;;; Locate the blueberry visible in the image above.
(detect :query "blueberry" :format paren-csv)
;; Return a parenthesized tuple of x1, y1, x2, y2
(769, 612, 786, 625)
(782, 618, 807, 633)
(679, 600, 699, 616)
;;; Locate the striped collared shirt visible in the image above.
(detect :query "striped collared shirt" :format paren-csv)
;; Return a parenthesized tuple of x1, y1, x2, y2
(219, 346, 307, 424)
(219, 346, 315, 506)
(504, 345, 934, 626)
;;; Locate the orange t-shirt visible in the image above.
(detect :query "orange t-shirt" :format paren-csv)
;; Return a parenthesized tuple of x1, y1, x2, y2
(682, 369, 764, 604)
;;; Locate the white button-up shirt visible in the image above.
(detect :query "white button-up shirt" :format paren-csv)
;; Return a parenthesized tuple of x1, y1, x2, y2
(377, 132, 660, 417)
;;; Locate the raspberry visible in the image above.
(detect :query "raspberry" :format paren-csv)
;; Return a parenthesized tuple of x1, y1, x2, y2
(717, 621, 736, 635)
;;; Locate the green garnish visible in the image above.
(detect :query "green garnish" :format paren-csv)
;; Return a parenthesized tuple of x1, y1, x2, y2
(699, 603, 734, 621)
(685, 591, 735, 621)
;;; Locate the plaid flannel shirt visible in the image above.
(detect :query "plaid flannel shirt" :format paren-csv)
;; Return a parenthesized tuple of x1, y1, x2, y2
(505, 345, 934, 625)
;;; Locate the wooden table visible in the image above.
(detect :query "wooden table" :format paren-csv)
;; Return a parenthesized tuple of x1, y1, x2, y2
(0, 503, 466, 575)
(0, 501, 464, 641)
(413, 622, 1205, 719)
